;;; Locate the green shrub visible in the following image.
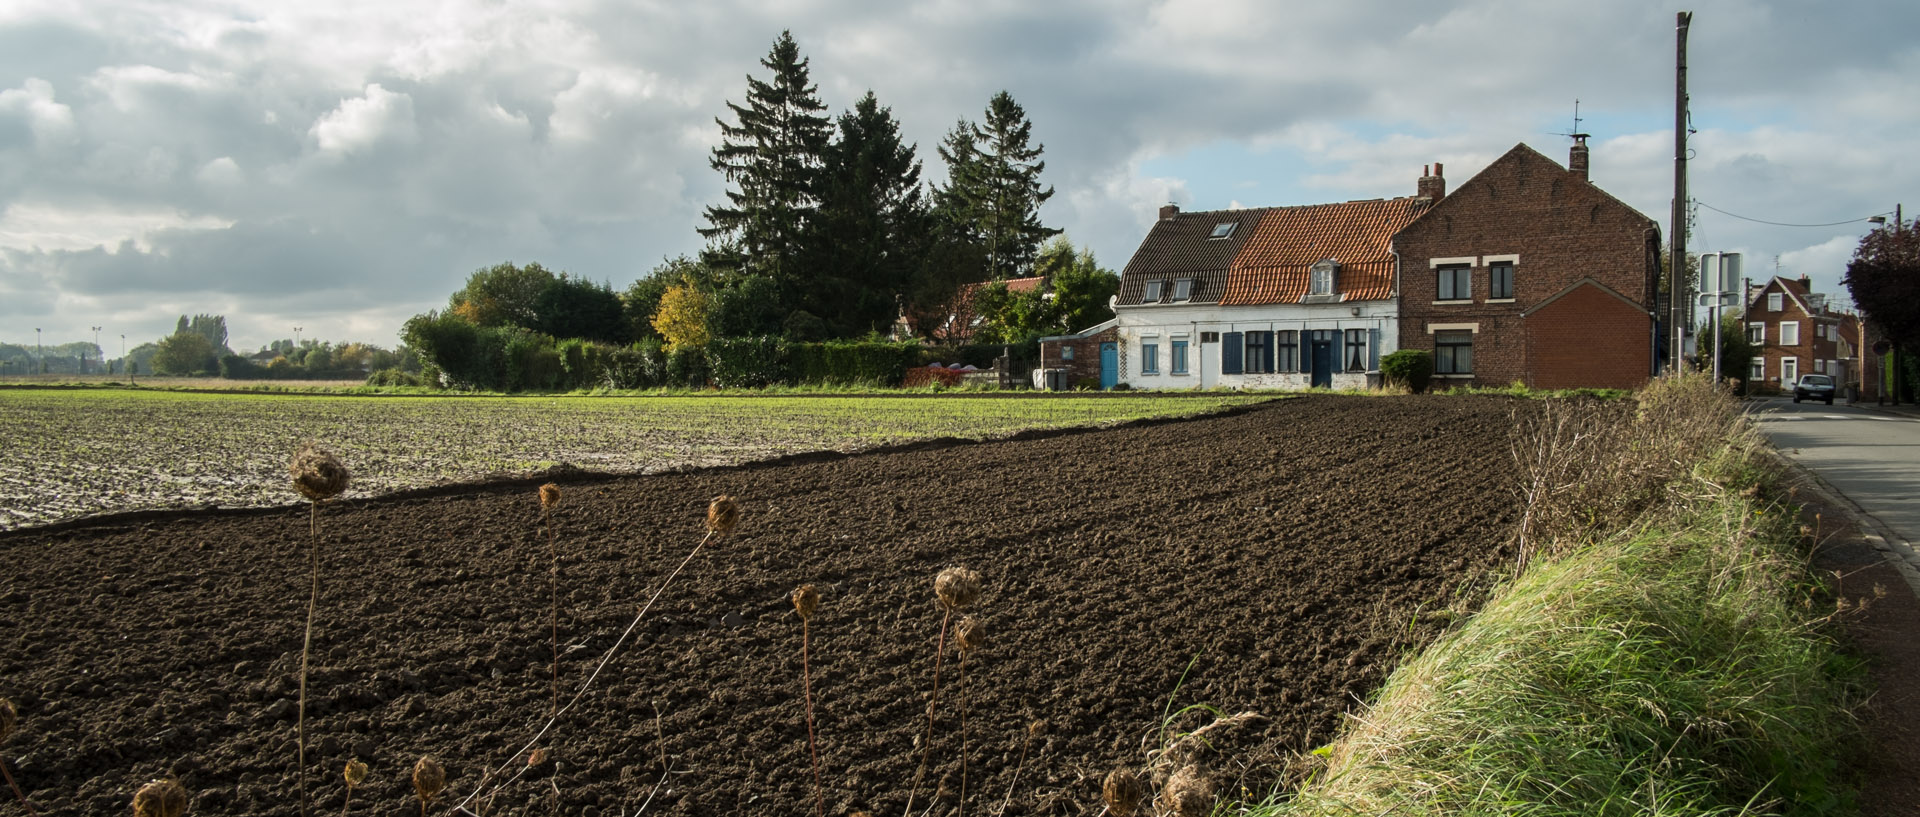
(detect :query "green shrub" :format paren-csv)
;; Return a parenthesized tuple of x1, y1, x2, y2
(666, 346, 709, 389)
(218, 354, 262, 380)
(1380, 349, 1432, 393)
(707, 336, 789, 389)
(789, 340, 919, 386)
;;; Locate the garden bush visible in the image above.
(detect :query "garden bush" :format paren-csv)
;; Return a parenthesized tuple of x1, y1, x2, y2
(1380, 349, 1433, 393)
(708, 336, 789, 389)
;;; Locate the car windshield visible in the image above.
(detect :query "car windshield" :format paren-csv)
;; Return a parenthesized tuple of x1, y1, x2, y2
(1801, 375, 1833, 386)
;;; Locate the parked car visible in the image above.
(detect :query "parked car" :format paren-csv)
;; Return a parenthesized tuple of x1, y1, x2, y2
(1793, 374, 1835, 404)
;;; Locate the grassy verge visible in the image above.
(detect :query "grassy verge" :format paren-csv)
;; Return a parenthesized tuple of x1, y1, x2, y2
(1242, 373, 1862, 817)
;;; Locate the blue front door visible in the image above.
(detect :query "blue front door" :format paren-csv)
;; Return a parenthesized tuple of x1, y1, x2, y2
(1099, 343, 1118, 390)
(1310, 340, 1334, 388)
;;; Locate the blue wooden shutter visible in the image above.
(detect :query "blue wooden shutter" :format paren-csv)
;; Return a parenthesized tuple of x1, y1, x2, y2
(1260, 331, 1276, 373)
(1222, 332, 1243, 374)
(1369, 328, 1381, 371)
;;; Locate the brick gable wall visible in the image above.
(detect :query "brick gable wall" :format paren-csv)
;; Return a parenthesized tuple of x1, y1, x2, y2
(1744, 280, 1842, 390)
(1395, 144, 1660, 389)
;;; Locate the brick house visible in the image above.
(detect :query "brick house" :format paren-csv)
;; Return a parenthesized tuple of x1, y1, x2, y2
(1394, 138, 1663, 390)
(1742, 275, 1846, 392)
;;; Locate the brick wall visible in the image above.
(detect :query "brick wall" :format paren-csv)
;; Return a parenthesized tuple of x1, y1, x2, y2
(1038, 326, 1119, 387)
(1395, 143, 1659, 389)
(1529, 286, 1654, 389)
(1744, 280, 1841, 390)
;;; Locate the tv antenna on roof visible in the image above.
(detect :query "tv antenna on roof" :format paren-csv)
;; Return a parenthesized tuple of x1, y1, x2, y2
(1549, 99, 1586, 141)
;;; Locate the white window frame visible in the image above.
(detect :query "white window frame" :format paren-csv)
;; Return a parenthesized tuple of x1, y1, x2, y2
(1767, 292, 1783, 312)
(1142, 281, 1163, 303)
(1172, 278, 1193, 302)
(1310, 260, 1337, 297)
(1780, 321, 1800, 346)
(1781, 357, 1798, 384)
(1749, 358, 1764, 381)
(1746, 323, 1765, 345)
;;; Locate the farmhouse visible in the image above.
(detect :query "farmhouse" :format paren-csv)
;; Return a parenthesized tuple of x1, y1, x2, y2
(1045, 138, 1663, 391)
(1093, 190, 1432, 390)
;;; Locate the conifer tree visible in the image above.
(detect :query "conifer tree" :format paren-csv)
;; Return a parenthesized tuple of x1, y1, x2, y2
(934, 91, 1060, 280)
(701, 30, 833, 299)
(808, 91, 929, 336)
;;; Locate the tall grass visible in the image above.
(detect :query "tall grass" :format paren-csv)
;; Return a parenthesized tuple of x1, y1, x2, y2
(1249, 371, 1863, 817)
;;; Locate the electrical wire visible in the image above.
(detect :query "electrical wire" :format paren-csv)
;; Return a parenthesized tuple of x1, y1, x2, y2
(1694, 200, 1889, 228)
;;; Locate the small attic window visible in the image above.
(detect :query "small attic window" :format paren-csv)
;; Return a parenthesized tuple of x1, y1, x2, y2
(1172, 278, 1193, 301)
(1142, 280, 1164, 302)
(1208, 222, 1237, 239)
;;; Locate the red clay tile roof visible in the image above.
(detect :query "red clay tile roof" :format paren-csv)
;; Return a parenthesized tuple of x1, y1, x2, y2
(1222, 197, 1430, 305)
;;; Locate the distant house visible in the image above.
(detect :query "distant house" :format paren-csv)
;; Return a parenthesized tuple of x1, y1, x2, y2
(1045, 138, 1660, 391)
(895, 276, 1046, 344)
(1743, 275, 1849, 392)
(1394, 139, 1663, 390)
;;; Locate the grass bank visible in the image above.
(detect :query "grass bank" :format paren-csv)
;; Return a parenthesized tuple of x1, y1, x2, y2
(1241, 373, 1863, 817)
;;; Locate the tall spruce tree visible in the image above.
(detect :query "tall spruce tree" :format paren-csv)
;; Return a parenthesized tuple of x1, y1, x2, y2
(808, 91, 928, 336)
(700, 30, 833, 300)
(934, 91, 1060, 280)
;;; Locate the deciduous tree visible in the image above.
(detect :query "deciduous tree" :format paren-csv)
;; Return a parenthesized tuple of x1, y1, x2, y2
(653, 284, 713, 352)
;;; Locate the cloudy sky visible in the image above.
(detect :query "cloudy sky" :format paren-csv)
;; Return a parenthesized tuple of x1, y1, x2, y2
(3, 0, 1916, 354)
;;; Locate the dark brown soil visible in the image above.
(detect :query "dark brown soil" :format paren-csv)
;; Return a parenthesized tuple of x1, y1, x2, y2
(0, 395, 1531, 816)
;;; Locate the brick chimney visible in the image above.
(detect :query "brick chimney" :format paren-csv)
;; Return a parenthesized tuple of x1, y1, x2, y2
(1417, 163, 1445, 201)
(1569, 133, 1590, 181)
(1159, 202, 1180, 220)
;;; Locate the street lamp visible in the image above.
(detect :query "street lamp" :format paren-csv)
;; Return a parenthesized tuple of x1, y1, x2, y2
(34, 327, 42, 375)
(90, 326, 101, 375)
(294, 325, 303, 347)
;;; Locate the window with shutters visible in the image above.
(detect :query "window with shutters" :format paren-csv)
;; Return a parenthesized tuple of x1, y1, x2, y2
(1244, 331, 1270, 374)
(1780, 321, 1800, 346)
(1221, 332, 1243, 374)
(1141, 341, 1159, 374)
(1344, 329, 1368, 372)
(1276, 330, 1299, 372)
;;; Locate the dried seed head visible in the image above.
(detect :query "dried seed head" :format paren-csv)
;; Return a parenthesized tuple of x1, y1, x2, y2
(1027, 719, 1047, 738)
(412, 756, 446, 804)
(288, 442, 350, 501)
(1101, 768, 1148, 817)
(132, 778, 188, 817)
(528, 747, 550, 767)
(792, 584, 819, 621)
(1162, 765, 1213, 817)
(934, 566, 981, 611)
(343, 758, 368, 788)
(0, 697, 15, 742)
(539, 483, 561, 510)
(955, 615, 984, 652)
(706, 495, 741, 537)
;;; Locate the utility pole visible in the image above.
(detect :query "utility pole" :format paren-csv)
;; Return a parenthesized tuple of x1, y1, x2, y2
(1670, 11, 1692, 373)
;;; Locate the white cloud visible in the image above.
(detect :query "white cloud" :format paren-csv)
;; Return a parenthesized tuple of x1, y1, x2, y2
(0, 78, 76, 146)
(310, 83, 418, 156)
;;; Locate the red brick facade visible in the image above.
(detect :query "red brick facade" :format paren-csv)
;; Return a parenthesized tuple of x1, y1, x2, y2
(1394, 142, 1662, 389)
(1743, 276, 1844, 392)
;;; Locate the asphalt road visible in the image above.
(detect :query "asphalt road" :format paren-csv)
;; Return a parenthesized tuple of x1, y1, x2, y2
(1754, 397, 1920, 549)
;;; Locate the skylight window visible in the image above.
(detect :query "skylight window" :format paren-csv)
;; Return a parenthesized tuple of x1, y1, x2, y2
(1172, 278, 1193, 301)
(1142, 280, 1164, 302)
(1208, 222, 1237, 239)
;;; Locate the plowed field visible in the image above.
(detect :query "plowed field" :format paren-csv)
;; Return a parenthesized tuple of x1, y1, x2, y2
(0, 395, 1533, 816)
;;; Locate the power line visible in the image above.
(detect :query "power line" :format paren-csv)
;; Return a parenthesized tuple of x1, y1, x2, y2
(1694, 199, 1889, 228)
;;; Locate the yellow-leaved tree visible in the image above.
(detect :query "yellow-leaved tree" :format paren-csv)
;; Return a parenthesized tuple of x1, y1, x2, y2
(652, 284, 712, 352)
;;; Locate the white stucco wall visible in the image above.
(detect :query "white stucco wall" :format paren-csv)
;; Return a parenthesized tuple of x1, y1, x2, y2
(1113, 300, 1399, 391)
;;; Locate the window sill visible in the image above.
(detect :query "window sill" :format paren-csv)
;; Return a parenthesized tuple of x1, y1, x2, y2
(1432, 299, 1473, 305)
(1486, 298, 1515, 304)
(1433, 373, 1474, 379)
